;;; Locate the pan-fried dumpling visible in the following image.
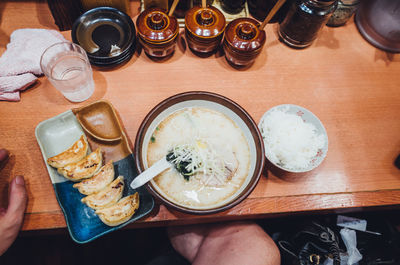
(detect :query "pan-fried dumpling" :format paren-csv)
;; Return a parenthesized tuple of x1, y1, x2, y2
(47, 135, 88, 168)
(81, 176, 124, 210)
(73, 161, 115, 195)
(57, 148, 103, 182)
(96, 193, 139, 227)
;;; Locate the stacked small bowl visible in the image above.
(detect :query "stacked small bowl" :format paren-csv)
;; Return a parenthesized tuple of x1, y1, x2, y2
(72, 7, 136, 67)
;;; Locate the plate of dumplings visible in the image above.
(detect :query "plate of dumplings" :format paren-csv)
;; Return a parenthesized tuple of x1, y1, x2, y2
(35, 100, 154, 243)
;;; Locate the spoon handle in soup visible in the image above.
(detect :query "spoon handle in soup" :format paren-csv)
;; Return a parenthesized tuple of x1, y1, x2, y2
(130, 157, 171, 189)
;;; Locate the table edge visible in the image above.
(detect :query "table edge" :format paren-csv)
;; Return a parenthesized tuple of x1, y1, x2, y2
(22, 189, 400, 231)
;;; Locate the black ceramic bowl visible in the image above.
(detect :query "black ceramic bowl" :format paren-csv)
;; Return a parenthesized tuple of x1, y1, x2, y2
(72, 7, 136, 66)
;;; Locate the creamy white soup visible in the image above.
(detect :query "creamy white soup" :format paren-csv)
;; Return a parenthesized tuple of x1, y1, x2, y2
(147, 107, 250, 208)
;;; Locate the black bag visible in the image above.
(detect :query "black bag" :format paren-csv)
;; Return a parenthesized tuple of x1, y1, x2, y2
(278, 222, 341, 265)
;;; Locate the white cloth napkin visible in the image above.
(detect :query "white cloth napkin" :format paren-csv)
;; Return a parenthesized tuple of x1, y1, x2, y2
(0, 28, 67, 101)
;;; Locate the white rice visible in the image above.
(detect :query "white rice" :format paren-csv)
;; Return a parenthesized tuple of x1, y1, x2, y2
(260, 108, 325, 170)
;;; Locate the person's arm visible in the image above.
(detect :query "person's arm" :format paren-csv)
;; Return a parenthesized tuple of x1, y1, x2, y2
(0, 149, 28, 256)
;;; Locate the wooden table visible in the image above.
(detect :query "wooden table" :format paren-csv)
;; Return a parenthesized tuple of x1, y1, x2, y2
(0, 1, 399, 232)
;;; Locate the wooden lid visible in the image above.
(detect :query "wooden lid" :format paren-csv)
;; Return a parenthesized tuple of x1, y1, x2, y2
(185, 6, 226, 38)
(224, 18, 266, 52)
(136, 8, 178, 43)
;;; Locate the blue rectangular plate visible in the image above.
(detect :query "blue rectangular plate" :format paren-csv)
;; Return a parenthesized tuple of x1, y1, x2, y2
(35, 110, 154, 244)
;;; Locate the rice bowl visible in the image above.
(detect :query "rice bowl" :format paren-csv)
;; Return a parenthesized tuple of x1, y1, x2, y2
(258, 104, 328, 173)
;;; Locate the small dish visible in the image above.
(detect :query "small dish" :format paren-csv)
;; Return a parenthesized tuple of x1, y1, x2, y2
(72, 101, 133, 160)
(35, 100, 154, 243)
(258, 104, 328, 173)
(74, 101, 123, 142)
(71, 7, 136, 67)
(135, 91, 265, 214)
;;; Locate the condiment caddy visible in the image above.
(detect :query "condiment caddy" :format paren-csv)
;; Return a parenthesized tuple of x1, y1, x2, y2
(70, 0, 343, 68)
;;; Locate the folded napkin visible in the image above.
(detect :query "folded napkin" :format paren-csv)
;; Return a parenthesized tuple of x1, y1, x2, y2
(0, 28, 67, 101)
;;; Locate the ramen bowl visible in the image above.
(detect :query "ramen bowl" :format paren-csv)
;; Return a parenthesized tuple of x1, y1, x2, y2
(135, 91, 265, 214)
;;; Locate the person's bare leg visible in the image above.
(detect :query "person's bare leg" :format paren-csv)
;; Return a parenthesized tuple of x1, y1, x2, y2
(168, 221, 280, 265)
(168, 223, 209, 262)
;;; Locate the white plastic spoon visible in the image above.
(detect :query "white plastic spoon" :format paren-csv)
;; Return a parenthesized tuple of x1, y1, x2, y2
(130, 157, 171, 189)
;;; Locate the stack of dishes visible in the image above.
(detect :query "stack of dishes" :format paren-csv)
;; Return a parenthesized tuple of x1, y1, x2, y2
(72, 7, 136, 67)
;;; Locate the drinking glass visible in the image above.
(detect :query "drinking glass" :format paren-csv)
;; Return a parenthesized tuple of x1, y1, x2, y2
(40, 42, 94, 102)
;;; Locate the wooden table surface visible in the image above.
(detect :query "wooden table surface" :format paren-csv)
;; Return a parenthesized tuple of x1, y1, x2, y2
(0, 1, 399, 231)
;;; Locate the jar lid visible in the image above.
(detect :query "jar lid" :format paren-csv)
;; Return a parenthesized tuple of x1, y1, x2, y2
(136, 8, 178, 43)
(224, 18, 266, 52)
(185, 6, 226, 38)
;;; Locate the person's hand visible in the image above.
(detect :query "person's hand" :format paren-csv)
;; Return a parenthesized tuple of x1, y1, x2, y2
(0, 149, 28, 256)
(0, 149, 9, 169)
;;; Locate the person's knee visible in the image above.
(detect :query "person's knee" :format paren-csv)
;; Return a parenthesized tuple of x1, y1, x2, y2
(257, 227, 281, 265)
(168, 224, 208, 263)
(246, 222, 280, 265)
(226, 222, 281, 265)
(194, 221, 281, 265)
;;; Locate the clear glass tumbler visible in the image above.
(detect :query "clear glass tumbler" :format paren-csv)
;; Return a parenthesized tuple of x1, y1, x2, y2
(40, 42, 94, 102)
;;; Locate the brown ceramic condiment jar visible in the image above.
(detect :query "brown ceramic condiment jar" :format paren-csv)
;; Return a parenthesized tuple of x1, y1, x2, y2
(185, 6, 226, 55)
(223, 18, 266, 67)
(136, 8, 179, 59)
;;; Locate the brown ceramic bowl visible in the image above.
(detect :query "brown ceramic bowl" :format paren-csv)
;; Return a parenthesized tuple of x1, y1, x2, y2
(223, 18, 266, 67)
(185, 6, 226, 55)
(134, 91, 265, 214)
(136, 8, 179, 58)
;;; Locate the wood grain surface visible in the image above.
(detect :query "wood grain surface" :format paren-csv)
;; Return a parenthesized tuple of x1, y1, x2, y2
(0, 1, 399, 231)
